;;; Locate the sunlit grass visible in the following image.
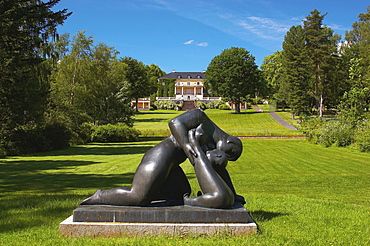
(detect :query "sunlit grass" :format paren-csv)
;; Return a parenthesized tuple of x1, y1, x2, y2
(1, 138, 369, 245)
(134, 108, 302, 137)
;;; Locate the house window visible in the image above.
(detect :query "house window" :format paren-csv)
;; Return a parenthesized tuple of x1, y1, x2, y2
(197, 75, 201, 79)
(177, 75, 182, 79)
(177, 82, 181, 85)
(196, 81, 200, 85)
(187, 82, 190, 85)
(187, 75, 191, 79)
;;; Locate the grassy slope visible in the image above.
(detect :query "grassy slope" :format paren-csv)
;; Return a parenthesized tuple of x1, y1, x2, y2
(135, 108, 302, 137)
(1, 138, 369, 245)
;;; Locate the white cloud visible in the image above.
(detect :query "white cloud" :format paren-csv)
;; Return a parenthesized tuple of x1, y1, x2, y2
(197, 42, 208, 47)
(183, 40, 194, 45)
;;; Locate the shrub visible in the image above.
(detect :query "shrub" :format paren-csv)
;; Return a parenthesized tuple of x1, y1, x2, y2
(0, 122, 73, 155)
(302, 118, 356, 148)
(354, 121, 370, 152)
(71, 122, 94, 145)
(153, 100, 177, 110)
(219, 104, 231, 110)
(196, 101, 207, 110)
(253, 97, 263, 105)
(42, 121, 73, 150)
(91, 124, 140, 143)
(206, 100, 224, 109)
(300, 117, 327, 144)
(317, 121, 355, 147)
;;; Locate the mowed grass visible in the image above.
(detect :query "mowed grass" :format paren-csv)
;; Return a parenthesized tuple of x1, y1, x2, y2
(1, 138, 369, 245)
(135, 108, 302, 137)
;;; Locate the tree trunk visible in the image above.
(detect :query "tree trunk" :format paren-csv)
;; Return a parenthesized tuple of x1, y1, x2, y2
(319, 94, 324, 117)
(135, 98, 139, 112)
(235, 102, 240, 114)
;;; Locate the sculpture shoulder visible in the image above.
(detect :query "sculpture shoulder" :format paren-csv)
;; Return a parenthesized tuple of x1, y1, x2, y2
(170, 109, 207, 123)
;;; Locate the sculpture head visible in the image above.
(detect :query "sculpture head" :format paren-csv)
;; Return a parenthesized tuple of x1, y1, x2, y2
(206, 149, 228, 169)
(216, 135, 242, 161)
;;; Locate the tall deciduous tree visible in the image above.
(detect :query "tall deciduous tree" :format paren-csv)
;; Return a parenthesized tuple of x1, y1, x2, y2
(261, 51, 287, 109)
(147, 63, 166, 100)
(51, 32, 134, 126)
(206, 47, 261, 113)
(121, 57, 151, 112)
(0, 0, 70, 130)
(345, 5, 370, 86)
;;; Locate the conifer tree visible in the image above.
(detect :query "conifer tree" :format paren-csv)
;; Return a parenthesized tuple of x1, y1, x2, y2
(0, 0, 70, 128)
(303, 9, 340, 117)
(281, 25, 312, 119)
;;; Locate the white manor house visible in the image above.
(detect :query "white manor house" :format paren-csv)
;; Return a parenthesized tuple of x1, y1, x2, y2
(135, 71, 221, 110)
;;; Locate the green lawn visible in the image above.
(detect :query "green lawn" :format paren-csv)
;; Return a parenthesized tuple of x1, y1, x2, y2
(135, 108, 302, 137)
(1, 138, 369, 245)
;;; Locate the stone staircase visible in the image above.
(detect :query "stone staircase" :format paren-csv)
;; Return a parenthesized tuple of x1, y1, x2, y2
(181, 100, 197, 111)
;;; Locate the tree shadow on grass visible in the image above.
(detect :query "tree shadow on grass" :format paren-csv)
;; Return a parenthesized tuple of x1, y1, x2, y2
(136, 112, 178, 115)
(31, 142, 155, 156)
(0, 193, 89, 234)
(231, 111, 266, 115)
(0, 160, 137, 194)
(135, 118, 169, 123)
(0, 140, 198, 234)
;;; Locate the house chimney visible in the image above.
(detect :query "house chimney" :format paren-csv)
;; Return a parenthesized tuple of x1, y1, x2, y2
(172, 69, 176, 73)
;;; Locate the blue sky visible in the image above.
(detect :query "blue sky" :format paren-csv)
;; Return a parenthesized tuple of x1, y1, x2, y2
(53, 0, 369, 73)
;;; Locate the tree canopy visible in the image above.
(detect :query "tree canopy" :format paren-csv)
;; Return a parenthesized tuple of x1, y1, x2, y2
(0, 0, 71, 130)
(206, 47, 262, 113)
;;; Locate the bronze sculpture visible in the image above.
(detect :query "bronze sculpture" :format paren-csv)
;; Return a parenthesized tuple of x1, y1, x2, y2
(80, 109, 244, 208)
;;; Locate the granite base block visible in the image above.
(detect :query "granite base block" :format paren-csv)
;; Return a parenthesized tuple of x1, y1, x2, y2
(73, 203, 253, 223)
(60, 204, 257, 237)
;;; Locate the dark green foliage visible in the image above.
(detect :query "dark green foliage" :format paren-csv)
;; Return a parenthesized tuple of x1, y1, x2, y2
(282, 25, 313, 117)
(345, 6, 370, 82)
(0, 1, 70, 128)
(0, 121, 72, 155)
(157, 78, 175, 97)
(206, 47, 262, 113)
(91, 124, 140, 143)
(303, 10, 341, 116)
(0, 0, 71, 155)
(121, 57, 154, 112)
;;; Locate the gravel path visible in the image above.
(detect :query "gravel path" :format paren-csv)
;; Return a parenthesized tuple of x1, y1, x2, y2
(253, 105, 298, 131)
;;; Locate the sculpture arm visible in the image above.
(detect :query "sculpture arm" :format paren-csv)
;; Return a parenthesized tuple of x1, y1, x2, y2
(184, 129, 234, 208)
(214, 166, 246, 205)
(169, 109, 210, 162)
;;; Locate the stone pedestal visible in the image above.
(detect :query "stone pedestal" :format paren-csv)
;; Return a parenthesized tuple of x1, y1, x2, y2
(60, 203, 257, 237)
